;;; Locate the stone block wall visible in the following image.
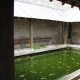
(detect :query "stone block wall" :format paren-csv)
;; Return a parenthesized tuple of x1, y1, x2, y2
(14, 19, 62, 49)
(72, 23, 80, 44)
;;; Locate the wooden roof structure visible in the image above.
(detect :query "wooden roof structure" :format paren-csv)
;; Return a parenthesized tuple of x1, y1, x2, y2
(50, 0, 80, 9)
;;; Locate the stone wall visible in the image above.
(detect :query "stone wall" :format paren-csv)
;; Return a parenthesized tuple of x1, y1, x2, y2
(14, 19, 29, 38)
(72, 23, 80, 44)
(14, 19, 62, 48)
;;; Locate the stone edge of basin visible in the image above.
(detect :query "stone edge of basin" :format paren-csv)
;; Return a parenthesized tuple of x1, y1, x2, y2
(58, 69, 80, 80)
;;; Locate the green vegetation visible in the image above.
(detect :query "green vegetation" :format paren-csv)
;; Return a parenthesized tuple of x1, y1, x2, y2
(15, 50, 80, 80)
(33, 44, 46, 50)
(55, 44, 59, 46)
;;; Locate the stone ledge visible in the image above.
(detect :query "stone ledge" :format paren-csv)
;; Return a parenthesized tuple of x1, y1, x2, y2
(59, 69, 80, 80)
(14, 45, 67, 57)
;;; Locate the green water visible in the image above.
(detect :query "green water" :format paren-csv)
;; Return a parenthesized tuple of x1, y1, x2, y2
(15, 50, 80, 80)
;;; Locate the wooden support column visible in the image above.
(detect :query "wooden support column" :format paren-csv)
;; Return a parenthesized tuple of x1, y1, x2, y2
(62, 22, 64, 44)
(29, 19, 33, 49)
(0, 0, 15, 80)
(63, 22, 67, 44)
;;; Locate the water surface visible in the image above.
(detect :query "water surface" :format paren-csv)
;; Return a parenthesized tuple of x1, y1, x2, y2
(15, 49, 80, 80)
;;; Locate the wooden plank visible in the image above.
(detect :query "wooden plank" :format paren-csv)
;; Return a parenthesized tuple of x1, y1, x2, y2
(0, 0, 15, 80)
(14, 37, 52, 46)
(29, 19, 33, 48)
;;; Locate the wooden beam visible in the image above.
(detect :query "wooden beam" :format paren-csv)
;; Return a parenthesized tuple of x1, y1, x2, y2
(0, 0, 15, 80)
(63, 23, 67, 44)
(50, 0, 53, 2)
(29, 19, 33, 49)
(71, 1, 76, 8)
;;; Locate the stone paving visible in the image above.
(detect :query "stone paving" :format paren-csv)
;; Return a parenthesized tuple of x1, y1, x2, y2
(59, 69, 80, 80)
(14, 44, 67, 57)
(14, 44, 80, 57)
(67, 44, 80, 50)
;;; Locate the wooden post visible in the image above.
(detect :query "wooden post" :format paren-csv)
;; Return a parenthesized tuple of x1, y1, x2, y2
(29, 19, 33, 49)
(62, 22, 64, 44)
(63, 23, 67, 44)
(0, 0, 15, 80)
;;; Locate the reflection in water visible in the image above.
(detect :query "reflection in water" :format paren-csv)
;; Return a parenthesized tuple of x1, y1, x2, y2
(31, 57, 34, 80)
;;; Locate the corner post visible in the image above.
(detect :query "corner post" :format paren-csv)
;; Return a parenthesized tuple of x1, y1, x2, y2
(63, 22, 67, 44)
(29, 19, 33, 49)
